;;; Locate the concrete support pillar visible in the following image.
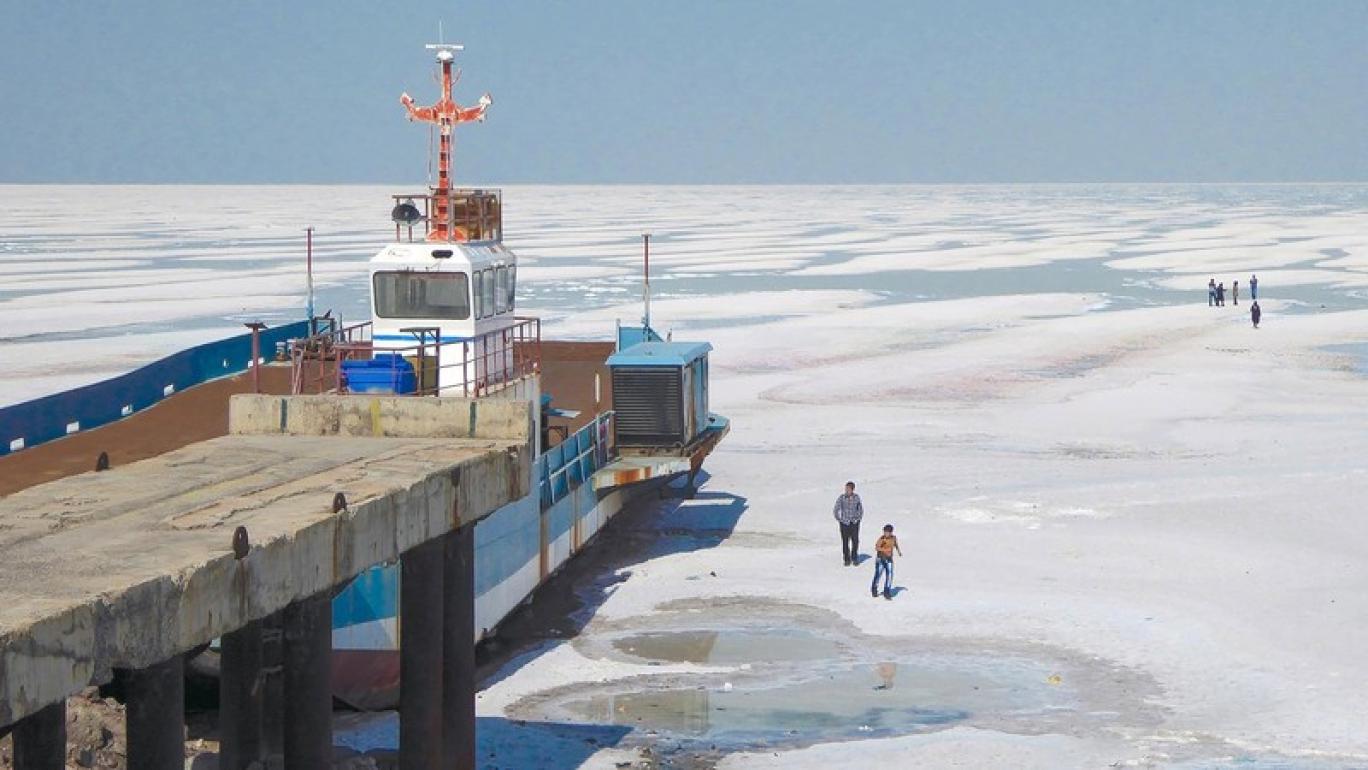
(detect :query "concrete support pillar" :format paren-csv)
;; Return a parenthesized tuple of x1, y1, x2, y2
(261, 613, 285, 760)
(443, 525, 477, 770)
(399, 538, 444, 770)
(219, 620, 263, 770)
(283, 592, 333, 769)
(125, 656, 185, 770)
(12, 701, 65, 770)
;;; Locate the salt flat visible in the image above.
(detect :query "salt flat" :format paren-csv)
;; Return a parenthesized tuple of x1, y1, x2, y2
(477, 291, 1368, 767)
(4, 184, 1368, 766)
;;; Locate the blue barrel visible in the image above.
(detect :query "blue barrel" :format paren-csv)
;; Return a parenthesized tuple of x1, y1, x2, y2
(341, 354, 417, 395)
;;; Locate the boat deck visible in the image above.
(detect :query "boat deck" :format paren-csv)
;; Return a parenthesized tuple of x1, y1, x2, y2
(0, 342, 614, 498)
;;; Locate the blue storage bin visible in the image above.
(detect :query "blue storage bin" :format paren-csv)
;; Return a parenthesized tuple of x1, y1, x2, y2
(341, 354, 417, 395)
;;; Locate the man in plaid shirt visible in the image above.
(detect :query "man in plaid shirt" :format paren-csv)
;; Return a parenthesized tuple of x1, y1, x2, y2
(833, 481, 864, 566)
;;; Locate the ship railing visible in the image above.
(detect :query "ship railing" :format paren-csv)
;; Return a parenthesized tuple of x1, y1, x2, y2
(288, 320, 374, 395)
(538, 411, 616, 511)
(290, 317, 541, 398)
(391, 188, 502, 244)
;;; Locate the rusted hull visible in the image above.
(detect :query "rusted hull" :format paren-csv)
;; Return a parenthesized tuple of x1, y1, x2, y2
(592, 415, 730, 493)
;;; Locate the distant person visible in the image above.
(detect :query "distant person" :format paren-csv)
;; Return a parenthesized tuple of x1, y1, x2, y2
(871, 524, 902, 599)
(1208, 279, 1217, 307)
(1232, 280, 1239, 306)
(1250, 274, 1259, 299)
(1251, 301, 1262, 328)
(1216, 282, 1226, 307)
(833, 481, 864, 566)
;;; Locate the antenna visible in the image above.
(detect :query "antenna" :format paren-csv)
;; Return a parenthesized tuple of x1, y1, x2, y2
(305, 227, 315, 325)
(427, 22, 464, 61)
(642, 233, 652, 331)
(400, 37, 492, 242)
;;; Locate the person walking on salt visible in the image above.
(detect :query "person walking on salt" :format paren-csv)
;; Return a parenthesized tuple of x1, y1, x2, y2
(871, 524, 903, 600)
(1251, 301, 1262, 328)
(1250, 274, 1259, 299)
(1216, 282, 1226, 306)
(833, 481, 864, 566)
(1208, 279, 1217, 307)
(1232, 280, 1239, 306)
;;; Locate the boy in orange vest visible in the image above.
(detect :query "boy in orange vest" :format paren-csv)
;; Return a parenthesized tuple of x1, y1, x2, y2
(871, 524, 902, 599)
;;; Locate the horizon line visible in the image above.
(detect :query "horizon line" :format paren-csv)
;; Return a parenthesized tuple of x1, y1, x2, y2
(3, 180, 1368, 187)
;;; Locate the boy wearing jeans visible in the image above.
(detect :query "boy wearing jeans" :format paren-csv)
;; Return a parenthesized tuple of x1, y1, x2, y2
(871, 524, 902, 599)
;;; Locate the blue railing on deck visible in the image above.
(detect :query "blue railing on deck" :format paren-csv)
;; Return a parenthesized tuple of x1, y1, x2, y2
(538, 412, 614, 510)
(0, 320, 311, 456)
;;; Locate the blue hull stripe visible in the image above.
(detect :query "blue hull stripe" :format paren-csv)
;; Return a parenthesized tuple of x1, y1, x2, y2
(334, 564, 398, 627)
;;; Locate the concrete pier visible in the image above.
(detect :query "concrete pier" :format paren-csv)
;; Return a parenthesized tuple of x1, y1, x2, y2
(444, 525, 477, 770)
(124, 656, 185, 770)
(219, 621, 264, 770)
(11, 702, 64, 770)
(400, 538, 445, 770)
(283, 591, 332, 767)
(0, 393, 533, 765)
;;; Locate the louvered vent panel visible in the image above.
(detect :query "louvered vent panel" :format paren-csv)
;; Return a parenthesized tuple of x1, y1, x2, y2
(612, 367, 685, 447)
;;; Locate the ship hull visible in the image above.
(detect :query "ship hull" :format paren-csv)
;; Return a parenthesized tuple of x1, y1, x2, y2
(329, 461, 647, 710)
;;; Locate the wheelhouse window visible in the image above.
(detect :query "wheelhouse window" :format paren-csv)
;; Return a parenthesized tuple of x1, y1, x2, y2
(482, 268, 496, 317)
(507, 264, 517, 310)
(473, 270, 486, 318)
(495, 266, 508, 313)
(372, 271, 470, 320)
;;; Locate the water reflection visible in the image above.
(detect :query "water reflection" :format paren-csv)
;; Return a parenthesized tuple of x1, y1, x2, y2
(609, 628, 842, 665)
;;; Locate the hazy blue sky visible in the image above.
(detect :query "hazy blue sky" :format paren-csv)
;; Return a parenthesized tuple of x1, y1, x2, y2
(2, 1, 1365, 183)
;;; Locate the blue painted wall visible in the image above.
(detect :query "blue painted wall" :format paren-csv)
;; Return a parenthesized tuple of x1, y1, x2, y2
(0, 321, 311, 456)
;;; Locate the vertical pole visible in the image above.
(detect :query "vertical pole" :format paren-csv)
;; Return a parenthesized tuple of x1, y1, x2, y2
(433, 56, 454, 242)
(245, 322, 266, 394)
(12, 701, 65, 770)
(220, 621, 264, 770)
(305, 227, 315, 327)
(400, 538, 444, 770)
(283, 592, 332, 769)
(125, 656, 185, 770)
(642, 233, 651, 331)
(443, 525, 476, 770)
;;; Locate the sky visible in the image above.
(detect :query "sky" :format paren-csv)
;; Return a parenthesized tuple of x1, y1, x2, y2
(1, 0, 1365, 184)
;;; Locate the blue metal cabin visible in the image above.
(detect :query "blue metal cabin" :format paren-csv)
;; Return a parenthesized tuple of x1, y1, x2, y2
(607, 339, 712, 450)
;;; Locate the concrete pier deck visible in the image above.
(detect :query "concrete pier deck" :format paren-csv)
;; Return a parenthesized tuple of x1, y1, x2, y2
(0, 396, 531, 736)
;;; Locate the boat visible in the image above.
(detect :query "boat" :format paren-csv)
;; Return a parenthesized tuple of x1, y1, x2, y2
(281, 40, 731, 709)
(0, 39, 727, 712)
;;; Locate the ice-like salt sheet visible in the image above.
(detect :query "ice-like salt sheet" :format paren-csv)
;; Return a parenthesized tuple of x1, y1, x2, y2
(6, 184, 1368, 765)
(533, 289, 877, 339)
(516, 263, 632, 282)
(1149, 269, 1368, 292)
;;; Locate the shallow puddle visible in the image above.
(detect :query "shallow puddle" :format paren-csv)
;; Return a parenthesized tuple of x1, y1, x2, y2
(1325, 342, 1368, 376)
(609, 628, 842, 665)
(536, 654, 1071, 749)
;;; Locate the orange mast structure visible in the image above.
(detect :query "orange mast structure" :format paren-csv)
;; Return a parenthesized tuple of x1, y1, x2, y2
(400, 43, 492, 242)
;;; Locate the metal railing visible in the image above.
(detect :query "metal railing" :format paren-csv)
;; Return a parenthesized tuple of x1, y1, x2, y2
(539, 412, 615, 511)
(290, 317, 540, 398)
(392, 189, 502, 243)
(289, 320, 374, 395)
